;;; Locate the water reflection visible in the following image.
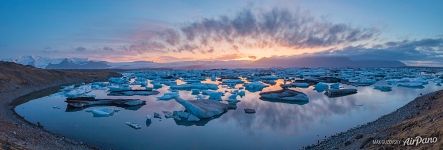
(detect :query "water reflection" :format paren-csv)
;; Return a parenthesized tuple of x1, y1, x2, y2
(14, 78, 442, 149)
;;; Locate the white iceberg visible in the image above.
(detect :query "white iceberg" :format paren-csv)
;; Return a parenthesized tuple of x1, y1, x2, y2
(86, 108, 118, 117)
(173, 97, 228, 119)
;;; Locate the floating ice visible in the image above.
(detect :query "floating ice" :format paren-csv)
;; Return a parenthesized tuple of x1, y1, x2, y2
(314, 82, 329, 92)
(86, 108, 118, 117)
(191, 89, 201, 95)
(244, 108, 256, 114)
(398, 82, 425, 89)
(330, 83, 340, 90)
(125, 122, 141, 129)
(157, 92, 179, 100)
(170, 83, 218, 90)
(163, 111, 173, 118)
(245, 81, 268, 92)
(259, 89, 309, 103)
(325, 89, 357, 97)
(208, 92, 223, 101)
(154, 112, 162, 119)
(374, 85, 392, 92)
(174, 97, 229, 119)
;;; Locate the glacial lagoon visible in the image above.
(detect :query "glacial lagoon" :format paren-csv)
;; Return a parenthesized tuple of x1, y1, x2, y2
(15, 68, 443, 149)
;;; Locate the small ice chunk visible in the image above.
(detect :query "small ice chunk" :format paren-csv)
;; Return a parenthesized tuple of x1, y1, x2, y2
(228, 94, 238, 103)
(163, 111, 173, 118)
(154, 112, 162, 119)
(86, 108, 117, 117)
(125, 122, 141, 129)
(244, 108, 256, 114)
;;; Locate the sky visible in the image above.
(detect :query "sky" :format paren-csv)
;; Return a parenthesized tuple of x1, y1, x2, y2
(1, 0, 442, 66)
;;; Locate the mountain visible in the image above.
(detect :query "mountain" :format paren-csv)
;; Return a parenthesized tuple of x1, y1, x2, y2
(252, 55, 406, 68)
(3, 55, 406, 70)
(4, 56, 63, 68)
(45, 58, 110, 69)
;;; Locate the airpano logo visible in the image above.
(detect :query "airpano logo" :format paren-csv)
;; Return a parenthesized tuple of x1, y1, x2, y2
(403, 136, 438, 146)
(372, 136, 438, 146)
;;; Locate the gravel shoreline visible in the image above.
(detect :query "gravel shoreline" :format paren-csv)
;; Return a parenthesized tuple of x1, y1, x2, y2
(306, 90, 443, 149)
(0, 62, 120, 150)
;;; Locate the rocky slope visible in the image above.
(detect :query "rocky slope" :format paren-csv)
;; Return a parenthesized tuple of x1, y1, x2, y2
(0, 61, 120, 150)
(307, 90, 443, 150)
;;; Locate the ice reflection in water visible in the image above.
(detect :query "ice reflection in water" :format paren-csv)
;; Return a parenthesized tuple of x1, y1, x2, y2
(15, 79, 442, 150)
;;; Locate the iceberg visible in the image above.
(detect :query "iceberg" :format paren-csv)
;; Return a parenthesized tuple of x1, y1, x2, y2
(152, 83, 162, 89)
(244, 108, 256, 114)
(314, 82, 329, 92)
(64, 85, 92, 98)
(163, 111, 173, 118)
(325, 89, 357, 97)
(330, 83, 340, 90)
(170, 83, 218, 90)
(398, 82, 425, 88)
(65, 97, 145, 109)
(374, 85, 392, 92)
(125, 122, 141, 129)
(108, 89, 160, 96)
(108, 85, 131, 92)
(293, 83, 309, 88)
(109, 77, 127, 84)
(191, 89, 201, 95)
(245, 81, 268, 92)
(154, 112, 162, 119)
(259, 89, 309, 103)
(228, 94, 238, 103)
(208, 92, 223, 101)
(173, 97, 229, 119)
(86, 108, 118, 117)
(238, 90, 246, 97)
(157, 92, 179, 100)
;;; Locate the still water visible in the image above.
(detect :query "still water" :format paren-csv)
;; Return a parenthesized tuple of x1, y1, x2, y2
(15, 79, 442, 150)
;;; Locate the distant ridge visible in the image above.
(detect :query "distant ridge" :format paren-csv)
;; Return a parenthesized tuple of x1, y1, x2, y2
(252, 55, 406, 68)
(46, 58, 110, 69)
(2, 55, 406, 70)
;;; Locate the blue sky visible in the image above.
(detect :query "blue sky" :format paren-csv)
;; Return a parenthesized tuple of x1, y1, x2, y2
(0, 0, 442, 65)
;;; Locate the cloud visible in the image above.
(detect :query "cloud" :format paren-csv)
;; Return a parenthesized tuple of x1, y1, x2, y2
(127, 8, 378, 54)
(248, 55, 257, 59)
(318, 38, 443, 66)
(103, 46, 114, 51)
(214, 53, 244, 60)
(75, 46, 87, 52)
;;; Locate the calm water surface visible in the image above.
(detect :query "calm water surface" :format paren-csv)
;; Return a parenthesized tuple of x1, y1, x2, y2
(15, 79, 442, 150)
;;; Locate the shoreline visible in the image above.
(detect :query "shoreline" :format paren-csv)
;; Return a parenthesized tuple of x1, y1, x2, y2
(1, 83, 95, 150)
(306, 89, 443, 149)
(11, 84, 97, 149)
(0, 62, 120, 150)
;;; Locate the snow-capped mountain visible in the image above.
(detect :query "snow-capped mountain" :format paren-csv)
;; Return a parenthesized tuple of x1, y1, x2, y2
(2, 56, 62, 68)
(2, 56, 98, 69)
